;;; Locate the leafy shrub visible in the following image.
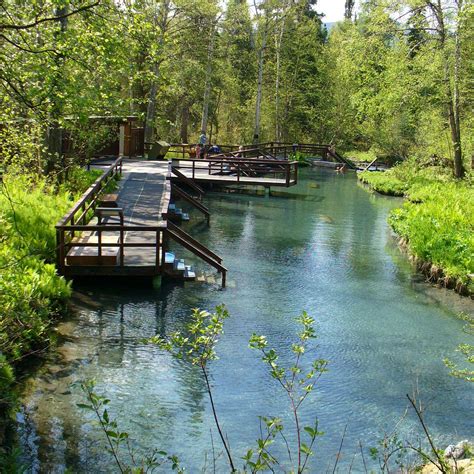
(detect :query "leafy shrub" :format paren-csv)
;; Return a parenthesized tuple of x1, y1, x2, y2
(0, 167, 101, 406)
(389, 182, 474, 292)
(360, 160, 473, 294)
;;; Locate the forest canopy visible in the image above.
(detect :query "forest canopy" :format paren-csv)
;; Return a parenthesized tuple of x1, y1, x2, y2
(0, 0, 473, 177)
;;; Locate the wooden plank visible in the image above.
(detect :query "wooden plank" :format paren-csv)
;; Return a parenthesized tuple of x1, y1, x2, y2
(66, 234, 120, 266)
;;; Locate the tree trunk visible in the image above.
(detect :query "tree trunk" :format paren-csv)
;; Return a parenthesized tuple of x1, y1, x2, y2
(451, 0, 464, 178)
(180, 101, 190, 143)
(344, 0, 355, 20)
(144, 0, 170, 146)
(200, 25, 216, 137)
(431, 0, 465, 178)
(46, 6, 68, 177)
(275, 15, 285, 142)
(253, 17, 268, 145)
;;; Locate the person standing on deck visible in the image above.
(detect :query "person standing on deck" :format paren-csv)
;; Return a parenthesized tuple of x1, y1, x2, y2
(199, 132, 207, 159)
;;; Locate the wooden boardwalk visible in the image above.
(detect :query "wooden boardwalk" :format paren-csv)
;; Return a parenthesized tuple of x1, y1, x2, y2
(112, 161, 169, 267)
(172, 158, 298, 187)
(63, 160, 169, 275)
(56, 158, 227, 283)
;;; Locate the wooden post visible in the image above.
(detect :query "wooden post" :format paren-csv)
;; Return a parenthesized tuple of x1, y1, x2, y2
(192, 160, 195, 179)
(161, 230, 167, 271)
(156, 229, 160, 268)
(98, 229, 102, 257)
(286, 163, 290, 187)
(119, 211, 124, 267)
(56, 228, 64, 272)
(222, 270, 226, 288)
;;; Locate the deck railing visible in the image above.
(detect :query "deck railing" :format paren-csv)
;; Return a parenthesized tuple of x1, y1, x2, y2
(56, 157, 124, 271)
(55, 158, 225, 284)
(173, 157, 298, 186)
(165, 221, 227, 286)
(165, 142, 355, 168)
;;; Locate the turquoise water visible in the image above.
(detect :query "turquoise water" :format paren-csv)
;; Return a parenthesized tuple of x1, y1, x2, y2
(18, 168, 473, 472)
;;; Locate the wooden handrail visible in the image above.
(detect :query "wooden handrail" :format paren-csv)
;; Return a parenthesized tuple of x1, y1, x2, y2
(171, 166, 205, 196)
(56, 157, 122, 227)
(57, 224, 166, 232)
(171, 184, 210, 222)
(177, 157, 296, 166)
(166, 221, 222, 263)
(165, 228, 227, 286)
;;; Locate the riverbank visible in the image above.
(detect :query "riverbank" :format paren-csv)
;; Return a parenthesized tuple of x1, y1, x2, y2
(0, 167, 103, 444)
(358, 161, 474, 297)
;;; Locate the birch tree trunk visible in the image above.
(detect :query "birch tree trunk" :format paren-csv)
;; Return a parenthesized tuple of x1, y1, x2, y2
(200, 25, 216, 137)
(46, 6, 68, 176)
(274, 15, 285, 142)
(253, 16, 268, 144)
(144, 0, 170, 146)
(344, 0, 355, 20)
(430, 0, 465, 178)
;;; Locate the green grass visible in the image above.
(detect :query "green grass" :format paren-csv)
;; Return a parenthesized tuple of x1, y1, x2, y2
(0, 167, 101, 407)
(359, 160, 474, 294)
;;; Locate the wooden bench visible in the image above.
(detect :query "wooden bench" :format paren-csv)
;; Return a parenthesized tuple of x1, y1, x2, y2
(66, 208, 124, 266)
(99, 193, 119, 208)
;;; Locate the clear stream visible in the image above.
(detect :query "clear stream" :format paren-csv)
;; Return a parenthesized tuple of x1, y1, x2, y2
(18, 168, 473, 472)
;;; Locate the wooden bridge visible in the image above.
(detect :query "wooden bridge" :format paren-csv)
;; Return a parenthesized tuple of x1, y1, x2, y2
(167, 141, 356, 170)
(56, 141, 352, 286)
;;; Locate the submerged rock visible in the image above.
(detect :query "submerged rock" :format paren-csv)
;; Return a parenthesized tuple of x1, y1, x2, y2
(444, 440, 472, 459)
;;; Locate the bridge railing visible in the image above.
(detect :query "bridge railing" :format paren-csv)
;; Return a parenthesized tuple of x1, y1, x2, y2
(173, 157, 298, 186)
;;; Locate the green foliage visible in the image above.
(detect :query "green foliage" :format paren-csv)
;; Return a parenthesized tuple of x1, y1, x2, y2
(150, 305, 229, 367)
(359, 171, 407, 196)
(291, 151, 311, 167)
(444, 313, 474, 382)
(248, 311, 327, 473)
(389, 181, 474, 292)
(0, 168, 99, 414)
(59, 167, 104, 196)
(78, 380, 182, 473)
(80, 309, 325, 473)
(360, 159, 473, 295)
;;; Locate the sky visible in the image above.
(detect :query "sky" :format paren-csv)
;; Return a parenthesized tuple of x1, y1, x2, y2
(317, 0, 359, 23)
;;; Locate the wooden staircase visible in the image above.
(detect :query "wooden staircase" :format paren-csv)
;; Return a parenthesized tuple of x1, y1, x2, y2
(163, 220, 227, 286)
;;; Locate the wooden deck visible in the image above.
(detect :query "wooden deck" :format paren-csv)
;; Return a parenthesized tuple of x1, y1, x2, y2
(62, 160, 169, 275)
(172, 158, 298, 187)
(56, 158, 227, 283)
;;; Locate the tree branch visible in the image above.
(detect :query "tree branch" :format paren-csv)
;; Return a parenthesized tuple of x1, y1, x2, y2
(0, 1, 101, 30)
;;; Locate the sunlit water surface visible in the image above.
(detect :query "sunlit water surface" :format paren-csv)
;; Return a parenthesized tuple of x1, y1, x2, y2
(18, 168, 473, 472)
